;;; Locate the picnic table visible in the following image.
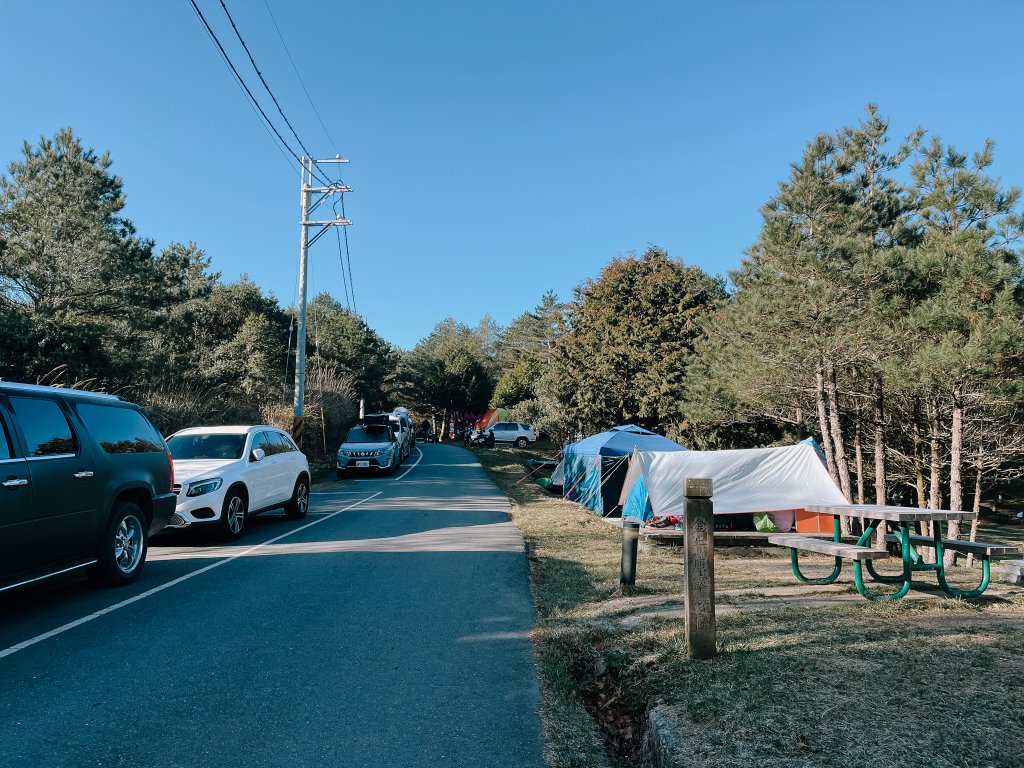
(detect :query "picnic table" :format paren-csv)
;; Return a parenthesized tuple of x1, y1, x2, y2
(768, 504, 1020, 601)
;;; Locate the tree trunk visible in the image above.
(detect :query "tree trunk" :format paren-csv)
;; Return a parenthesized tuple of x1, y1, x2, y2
(815, 366, 847, 536)
(815, 364, 839, 486)
(872, 377, 887, 548)
(824, 362, 852, 500)
(873, 377, 887, 504)
(928, 400, 941, 510)
(944, 386, 964, 566)
(966, 460, 983, 567)
(912, 418, 926, 509)
(854, 418, 865, 505)
(824, 362, 852, 536)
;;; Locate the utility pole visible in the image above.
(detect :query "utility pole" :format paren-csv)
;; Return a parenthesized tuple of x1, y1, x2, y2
(292, 156, 351, 445)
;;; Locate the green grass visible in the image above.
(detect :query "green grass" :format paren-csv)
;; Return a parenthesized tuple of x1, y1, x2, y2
(474, 445, 1024, 768)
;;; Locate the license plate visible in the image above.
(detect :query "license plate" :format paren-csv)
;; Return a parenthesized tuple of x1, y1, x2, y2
(356, 460, 370, 468)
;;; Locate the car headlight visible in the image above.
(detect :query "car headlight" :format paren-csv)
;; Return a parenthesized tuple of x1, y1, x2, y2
(337, 449, 349, 457)
(187, 478, 223, 497)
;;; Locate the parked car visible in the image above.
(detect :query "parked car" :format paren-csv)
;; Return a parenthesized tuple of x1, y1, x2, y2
(0, 382, 176, 593)
(487, 422, 538, 448)
(336, 422, 400, 478)
(389, 411, 413, 454)
(387, 412, 414, 460)
(164, 426, 310, 541)
(392, 407, 416, 447)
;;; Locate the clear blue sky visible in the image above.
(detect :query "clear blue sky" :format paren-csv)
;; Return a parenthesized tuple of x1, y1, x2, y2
(2, 1, 1022, 349)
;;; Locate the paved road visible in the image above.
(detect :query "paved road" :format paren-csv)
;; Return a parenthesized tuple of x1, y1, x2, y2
(0, 443, 544, 767)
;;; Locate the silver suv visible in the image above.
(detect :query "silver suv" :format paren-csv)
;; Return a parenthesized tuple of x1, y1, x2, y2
(488, 422, 538, 448)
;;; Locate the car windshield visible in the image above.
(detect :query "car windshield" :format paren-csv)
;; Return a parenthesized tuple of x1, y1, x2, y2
(167, 433, 246, 460)
(344, 425, 391, 444)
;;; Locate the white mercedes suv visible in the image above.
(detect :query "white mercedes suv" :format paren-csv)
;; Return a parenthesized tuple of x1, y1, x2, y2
(164, 425, 310, 540)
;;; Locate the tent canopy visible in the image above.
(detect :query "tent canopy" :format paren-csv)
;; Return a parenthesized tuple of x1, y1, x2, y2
(564, 424, 684, 457)
(562, 426, 684, 515)
(620, 442, 846, 522)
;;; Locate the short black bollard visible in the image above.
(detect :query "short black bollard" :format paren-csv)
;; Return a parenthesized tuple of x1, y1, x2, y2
(684, 477, 716, 660)
(620, 518, 641, 586)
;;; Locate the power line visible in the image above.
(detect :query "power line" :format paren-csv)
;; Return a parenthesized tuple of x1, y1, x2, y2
(340, 194, 357, 315)
(331, 186, 357, 315)
(188, 0, 297, 175)
(188, 0, 309, 176)
(217, 0, 332, 186)
(332, 224, 351, 311)
(261, 0, 340, 156)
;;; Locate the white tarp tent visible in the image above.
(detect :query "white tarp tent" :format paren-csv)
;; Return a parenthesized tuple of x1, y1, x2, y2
(619, 442, 847, 522)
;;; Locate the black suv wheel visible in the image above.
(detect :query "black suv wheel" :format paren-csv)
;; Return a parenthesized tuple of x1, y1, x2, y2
(88, 500, 148, 587)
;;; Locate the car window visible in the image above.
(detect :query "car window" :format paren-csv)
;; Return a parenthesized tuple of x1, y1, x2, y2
(250, 432, 273, 458)
(268, 431, 295, 454)
(519, 424, 529, 431)
(167, 433, 246, 460)
(0, 411, 13, 460)
(344, 425, 391, 443)
(76, 404, 165, 454)
(259, 432, 282, 456)
(8, 397, 77, 457)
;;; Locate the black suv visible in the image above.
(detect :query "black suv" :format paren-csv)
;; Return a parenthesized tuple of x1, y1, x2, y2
(0, 383, 176, 593)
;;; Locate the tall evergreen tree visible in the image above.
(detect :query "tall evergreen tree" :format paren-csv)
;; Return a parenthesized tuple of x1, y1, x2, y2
(556, 246, 724, 435)
(307, 293, 398, 412)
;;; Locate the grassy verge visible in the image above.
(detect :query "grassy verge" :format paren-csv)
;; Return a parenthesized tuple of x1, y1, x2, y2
(474, 445, 1024, 768)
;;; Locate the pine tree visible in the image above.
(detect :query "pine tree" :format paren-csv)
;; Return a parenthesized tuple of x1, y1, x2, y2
(556, 246, 724, 435)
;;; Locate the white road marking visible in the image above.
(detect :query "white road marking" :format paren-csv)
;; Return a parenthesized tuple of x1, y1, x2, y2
(0, 491, 382, 662)
(310, 490, 371, 496)
(395, 445, 424, 481)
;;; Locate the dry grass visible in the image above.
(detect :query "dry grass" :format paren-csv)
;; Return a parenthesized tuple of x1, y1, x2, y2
(631, 600, 1024, 768)
(474, 445, 1024, 768)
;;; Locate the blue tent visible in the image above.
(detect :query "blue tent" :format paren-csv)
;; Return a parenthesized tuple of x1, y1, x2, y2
(562, 425, 685, 516)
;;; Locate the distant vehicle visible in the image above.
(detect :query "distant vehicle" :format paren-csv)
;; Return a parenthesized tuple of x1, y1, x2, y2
(485, 422, 538, 448)
(388, 411, 414, 459)
(392, 407, 416, 448)
(336, 422, 400, 478)
(165, 426, 310, 541)
(0, 382, 176, 593)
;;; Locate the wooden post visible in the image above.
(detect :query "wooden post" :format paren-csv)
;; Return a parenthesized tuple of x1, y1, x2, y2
(684, 477, 716, 660)
(620, 519, 640, 586)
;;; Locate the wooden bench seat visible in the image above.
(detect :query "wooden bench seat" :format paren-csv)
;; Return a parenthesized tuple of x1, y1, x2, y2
(884, 534, 1021, 557)
(768, 534, 890, 560)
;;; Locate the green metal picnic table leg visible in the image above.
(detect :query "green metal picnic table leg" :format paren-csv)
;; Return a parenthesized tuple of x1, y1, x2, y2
(854, 524, 913, 601)
(934, 530, 992, 598)
(862, 520, 907, 584)
(790, 515, 842, 585)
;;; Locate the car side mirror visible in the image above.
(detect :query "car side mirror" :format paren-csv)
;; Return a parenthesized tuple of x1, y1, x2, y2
(251, 448, 266, 462)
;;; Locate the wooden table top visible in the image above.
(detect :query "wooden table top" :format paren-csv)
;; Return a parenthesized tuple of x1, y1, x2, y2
(806, 504, 977, 523)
